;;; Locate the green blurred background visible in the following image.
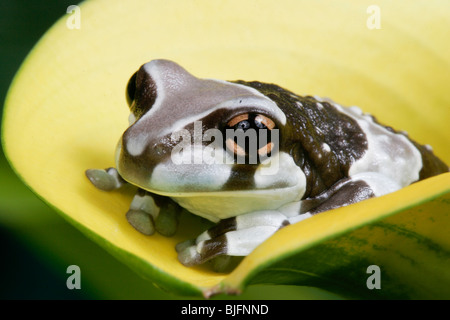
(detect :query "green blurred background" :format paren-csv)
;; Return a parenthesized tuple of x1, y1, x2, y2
(0, 0, 341, 300)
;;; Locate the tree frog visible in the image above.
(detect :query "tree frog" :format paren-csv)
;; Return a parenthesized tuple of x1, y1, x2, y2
(86, 59, 448, 267)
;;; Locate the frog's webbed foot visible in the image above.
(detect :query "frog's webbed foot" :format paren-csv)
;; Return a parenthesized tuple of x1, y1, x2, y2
(176, 211, 294, 267)
(85, 168, 125, 191)
(126, 189, 181, 236)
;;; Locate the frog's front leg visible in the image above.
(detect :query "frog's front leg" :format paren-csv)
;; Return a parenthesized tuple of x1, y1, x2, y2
(86, 168, 181, 236)
(123, 190, 183, 237)
(177, 172, 402, 267)
(299, 172, 402, 216)
(127, 189, 181, 236)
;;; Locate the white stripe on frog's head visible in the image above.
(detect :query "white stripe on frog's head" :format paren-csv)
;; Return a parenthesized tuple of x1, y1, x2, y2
(117, 60, 294, 198)
(124, 59, 286, 157)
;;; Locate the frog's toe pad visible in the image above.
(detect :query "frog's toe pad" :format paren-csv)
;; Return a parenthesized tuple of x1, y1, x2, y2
(126, 209, 155, 235)
(177, 236, 228, 266)
(155, 203, 180, 237)
(85, 168, 123, 191)
(175, 239, 196, 253)
(177, 245, 203, 267)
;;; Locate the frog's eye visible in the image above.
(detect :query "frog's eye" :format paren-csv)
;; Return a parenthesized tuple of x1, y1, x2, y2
(126, 71, 137, 106)
(254, 114, 276, 130)
(225, 113, 276, 160)
(227, 114, 276, 131)
(126, 66, 158, 119)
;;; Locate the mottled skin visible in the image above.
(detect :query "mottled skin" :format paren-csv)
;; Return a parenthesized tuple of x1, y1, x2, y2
(237, 81, 369, 199)
(86, 60, 448, 268)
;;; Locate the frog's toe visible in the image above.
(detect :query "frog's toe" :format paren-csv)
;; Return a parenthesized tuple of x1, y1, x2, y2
(126, 209, 155, 235)
(177, 236, 228, 266)
(177, 245, 203, 267)
(175, 239, 195, 253)
(155, 202, 180, 237)
(85, 168, 124, 191)
(177, 240, 242, 270)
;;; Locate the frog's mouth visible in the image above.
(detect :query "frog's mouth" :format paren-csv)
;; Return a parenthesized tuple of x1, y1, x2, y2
(143, 173, 306, 222)
(160, 186, 305, 222)
(147, 150, 304, 191)
(118, 145, 307, 221)
(146, 184, 299, 199)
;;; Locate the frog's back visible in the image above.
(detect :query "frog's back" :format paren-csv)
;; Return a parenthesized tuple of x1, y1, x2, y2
(234, 80, 448, 200)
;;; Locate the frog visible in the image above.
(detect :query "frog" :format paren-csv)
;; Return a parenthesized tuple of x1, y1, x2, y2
(86, 59, 449, 268)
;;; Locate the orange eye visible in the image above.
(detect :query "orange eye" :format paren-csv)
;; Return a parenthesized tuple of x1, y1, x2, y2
(258, 142, 274, 156)
(227, 113, 249, 128)
(255, 114, 276, 130)
(226, 138, 247, 156)
(225, 113, 277, 160)
(227, 113, 276, 131)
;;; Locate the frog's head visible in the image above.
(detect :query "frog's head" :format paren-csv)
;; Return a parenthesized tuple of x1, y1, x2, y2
(116, 60, 306, 221)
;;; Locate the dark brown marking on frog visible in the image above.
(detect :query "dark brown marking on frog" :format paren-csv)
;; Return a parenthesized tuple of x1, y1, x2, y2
(416, 143, 449, 180)
(200, 235, 228, 262)
(300, 178, 375, 214)
(234, 80, 369, 199)
(127, 65, 158, 119)
(207, 217, 237, 238)
(118, 131, 176, 188)
(222, 164, 258, 190)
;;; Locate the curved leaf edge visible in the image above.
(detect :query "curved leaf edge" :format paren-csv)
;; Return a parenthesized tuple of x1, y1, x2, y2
(214, 173, 450, 298)
(3, 94, 450, 300)
(2, 2, 449, 298)
(0, 10, 205, 298)
(0, 141, 204, 298)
